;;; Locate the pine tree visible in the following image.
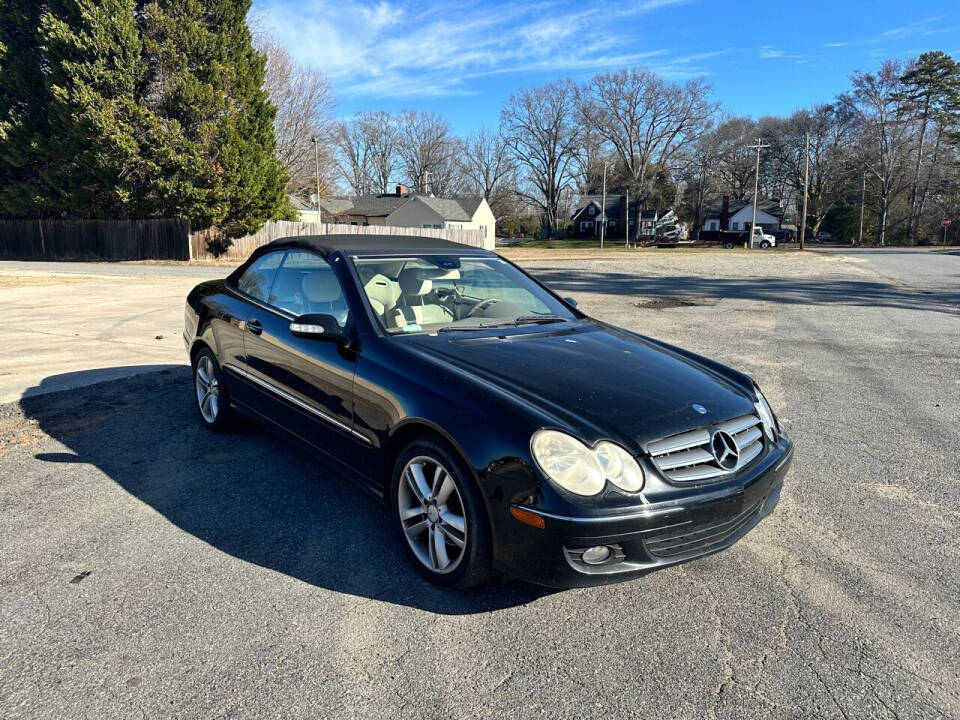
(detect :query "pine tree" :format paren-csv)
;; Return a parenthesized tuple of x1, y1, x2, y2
(39, 0, 146, 217)
(899, 51, 960, 243)
(140, 0, 291, 235)
(0, 1, 50, 216)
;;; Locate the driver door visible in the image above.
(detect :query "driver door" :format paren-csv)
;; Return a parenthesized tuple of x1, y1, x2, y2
(240, 249, 362, 469)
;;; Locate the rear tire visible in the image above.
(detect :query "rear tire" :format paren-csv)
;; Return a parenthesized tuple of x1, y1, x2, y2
(193, 347, 234, 431)
(391, 437, 496, 589)
(723, 241, 735, 249)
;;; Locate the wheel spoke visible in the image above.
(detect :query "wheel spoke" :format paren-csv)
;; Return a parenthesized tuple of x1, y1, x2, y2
(427, 526, 438, 569)
(198, 359, 211, 385)
(439, 509, 465, 534)
(431, 466, 445, 497)
(201, 392, 214, 418)
(437, 522, 465, 549)
(409, 462, 432, 502)
(404, 519, 429, 539)
(400, 505, 425, 521)
(435, 474, 455, 506)
(433, 526, 451, 570)
(404, 469, 425, 504)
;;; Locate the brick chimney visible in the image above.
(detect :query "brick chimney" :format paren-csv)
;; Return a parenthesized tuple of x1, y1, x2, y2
(720, 195, 730, 231)
(396, 184, 408, 197)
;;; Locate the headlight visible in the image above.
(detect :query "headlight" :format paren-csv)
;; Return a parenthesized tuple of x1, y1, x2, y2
(531, 430, 644, 496)
(593, 441, 645, 492)
(754, 387, 779, 441)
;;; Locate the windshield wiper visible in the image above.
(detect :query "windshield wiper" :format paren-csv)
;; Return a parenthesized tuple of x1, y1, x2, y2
(511, 315, 567, 325)
(437, 322, 513, 332)
(436, 315, 568, 333)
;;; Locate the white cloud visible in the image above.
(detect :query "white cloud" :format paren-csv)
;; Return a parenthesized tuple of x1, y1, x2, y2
(253, 0, 707, 99)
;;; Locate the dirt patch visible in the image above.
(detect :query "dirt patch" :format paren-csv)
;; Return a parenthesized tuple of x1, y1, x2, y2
(0, 274, 96, 289)
(0, 393, 129, 456)
(635, 296, 719, 310)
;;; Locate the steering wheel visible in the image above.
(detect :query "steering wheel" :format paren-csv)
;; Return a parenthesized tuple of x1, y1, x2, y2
(465, 298, 506, 318)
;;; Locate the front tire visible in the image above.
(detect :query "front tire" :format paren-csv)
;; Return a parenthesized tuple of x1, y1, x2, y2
(760, 240, 771, 249)
(391, 438, 496, 588)
(193, 348, 233, 431)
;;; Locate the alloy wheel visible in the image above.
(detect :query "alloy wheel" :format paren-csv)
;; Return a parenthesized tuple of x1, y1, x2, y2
(397, 456, 467, 574)
(195, 355, 220, 424)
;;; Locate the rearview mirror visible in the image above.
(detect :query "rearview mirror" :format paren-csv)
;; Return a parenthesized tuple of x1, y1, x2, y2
(563, 296, 578, 308)
(289, 313, 343, 341)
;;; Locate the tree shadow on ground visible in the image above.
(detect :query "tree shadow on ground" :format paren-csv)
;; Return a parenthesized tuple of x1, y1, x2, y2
(19, 366, 553, 615)
(526, 269, 960, 314)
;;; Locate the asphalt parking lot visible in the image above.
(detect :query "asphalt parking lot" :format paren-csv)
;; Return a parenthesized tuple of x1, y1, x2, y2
(1, 248, 958, 719)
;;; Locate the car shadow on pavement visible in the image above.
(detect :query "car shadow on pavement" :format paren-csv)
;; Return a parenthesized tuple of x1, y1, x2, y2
(19, 366, 554, 615)
(527, 270, 960, 314)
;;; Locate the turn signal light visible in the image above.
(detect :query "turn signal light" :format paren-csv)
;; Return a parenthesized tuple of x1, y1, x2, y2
(509, 506, 546, 529)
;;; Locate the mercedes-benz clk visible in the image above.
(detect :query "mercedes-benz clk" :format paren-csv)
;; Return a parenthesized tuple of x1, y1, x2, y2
(184, 235, 793, 589)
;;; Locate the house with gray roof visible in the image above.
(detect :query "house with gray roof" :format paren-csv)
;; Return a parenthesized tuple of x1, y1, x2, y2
(386, 194, 496, 249)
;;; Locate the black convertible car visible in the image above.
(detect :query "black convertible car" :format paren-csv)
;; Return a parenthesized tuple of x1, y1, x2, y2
(184, 235, 793, 588)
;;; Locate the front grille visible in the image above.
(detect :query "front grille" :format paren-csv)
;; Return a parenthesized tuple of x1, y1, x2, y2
(647, 413, 764, 483)
(643, 500, 763, 559)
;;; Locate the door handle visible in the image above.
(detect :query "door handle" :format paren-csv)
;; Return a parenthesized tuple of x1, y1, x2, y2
(246, 318, 263, 336)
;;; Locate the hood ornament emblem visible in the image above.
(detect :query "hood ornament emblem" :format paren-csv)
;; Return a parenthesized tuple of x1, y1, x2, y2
(692, 403, 707, 415)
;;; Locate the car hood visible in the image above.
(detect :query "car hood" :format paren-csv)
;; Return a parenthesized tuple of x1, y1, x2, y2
(400, 321, 755, 451)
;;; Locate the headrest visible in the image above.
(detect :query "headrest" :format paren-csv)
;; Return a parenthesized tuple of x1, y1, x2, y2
(398, 268, 432, 296)
(302, 271, 342, 303)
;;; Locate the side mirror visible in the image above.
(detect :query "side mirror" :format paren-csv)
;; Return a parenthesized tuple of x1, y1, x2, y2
(563, 296, 578, 308)
(289, 313, 343, 341)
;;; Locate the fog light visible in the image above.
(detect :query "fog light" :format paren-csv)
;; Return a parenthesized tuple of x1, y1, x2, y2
(581, 545, 613, 565)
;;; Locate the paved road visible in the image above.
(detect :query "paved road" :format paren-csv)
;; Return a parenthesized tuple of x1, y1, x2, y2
(1, 250, 959, 719)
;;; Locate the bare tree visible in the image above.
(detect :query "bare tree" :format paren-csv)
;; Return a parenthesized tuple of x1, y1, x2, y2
(763, 106, 855, 236)
(335, 111, 399, 195)
(575, 69, 715, 201)
(258, 39, 336, 194)
(500, 79, 580, 232)
(709, 117, 760, 201)
(460, 127, 515, 214)
(840, 62, 914, 245)
(334, 120, 373, 195)
(397, 110, 456, 193)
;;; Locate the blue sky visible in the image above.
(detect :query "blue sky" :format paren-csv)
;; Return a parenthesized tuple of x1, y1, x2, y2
(252, 0, 960, 133)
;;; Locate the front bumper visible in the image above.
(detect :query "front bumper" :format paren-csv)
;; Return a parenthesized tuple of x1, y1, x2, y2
(493, 440, 793, 588)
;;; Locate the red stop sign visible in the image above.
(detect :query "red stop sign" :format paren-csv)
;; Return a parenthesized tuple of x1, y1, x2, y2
(943, 218, 952, 227)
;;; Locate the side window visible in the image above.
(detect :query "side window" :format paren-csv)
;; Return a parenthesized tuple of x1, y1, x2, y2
(237, 251, 284, 301)
(269, 250, 350, 326)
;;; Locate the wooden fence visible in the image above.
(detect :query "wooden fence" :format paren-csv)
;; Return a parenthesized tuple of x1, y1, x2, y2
(0, 218, 486, 262)
(0, 219, 191, 261)
(189, 221, 487, 261)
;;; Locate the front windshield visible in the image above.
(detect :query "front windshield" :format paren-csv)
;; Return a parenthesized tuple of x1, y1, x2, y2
(353, 254, 577, 334)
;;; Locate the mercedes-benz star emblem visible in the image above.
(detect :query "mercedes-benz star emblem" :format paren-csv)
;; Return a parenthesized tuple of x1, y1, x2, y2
(711, 430, 740, 470)
(692, 403, 708, 415)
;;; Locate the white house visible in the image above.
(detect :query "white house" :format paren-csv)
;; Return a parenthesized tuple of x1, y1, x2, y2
(386, 196, 496, 250)
(703, 199, 785, 232)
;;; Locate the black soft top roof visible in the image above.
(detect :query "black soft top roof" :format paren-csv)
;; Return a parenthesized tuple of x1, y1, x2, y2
(259, 234, 489, 258)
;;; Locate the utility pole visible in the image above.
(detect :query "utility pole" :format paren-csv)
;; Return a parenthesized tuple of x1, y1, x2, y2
(800, 132, 809, 251)
(857, 169, 866, 246)
(624, 189, 629, 248)
(600, 162, 608, 249)
(747, 138, 770, 249)
(311, 137, 322, 224)
(423, 170, 431, 195)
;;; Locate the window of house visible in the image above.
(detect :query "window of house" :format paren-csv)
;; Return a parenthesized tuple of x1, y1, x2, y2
(580, 221, 593, 232)
(731, 222, 739, 230)
(588, 205, 596, 216)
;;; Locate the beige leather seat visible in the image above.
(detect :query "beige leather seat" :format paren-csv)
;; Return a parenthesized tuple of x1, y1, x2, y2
(387, 268, 453, 329)
(301, 270, 348, 325)
(363, 273, 401, 319)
